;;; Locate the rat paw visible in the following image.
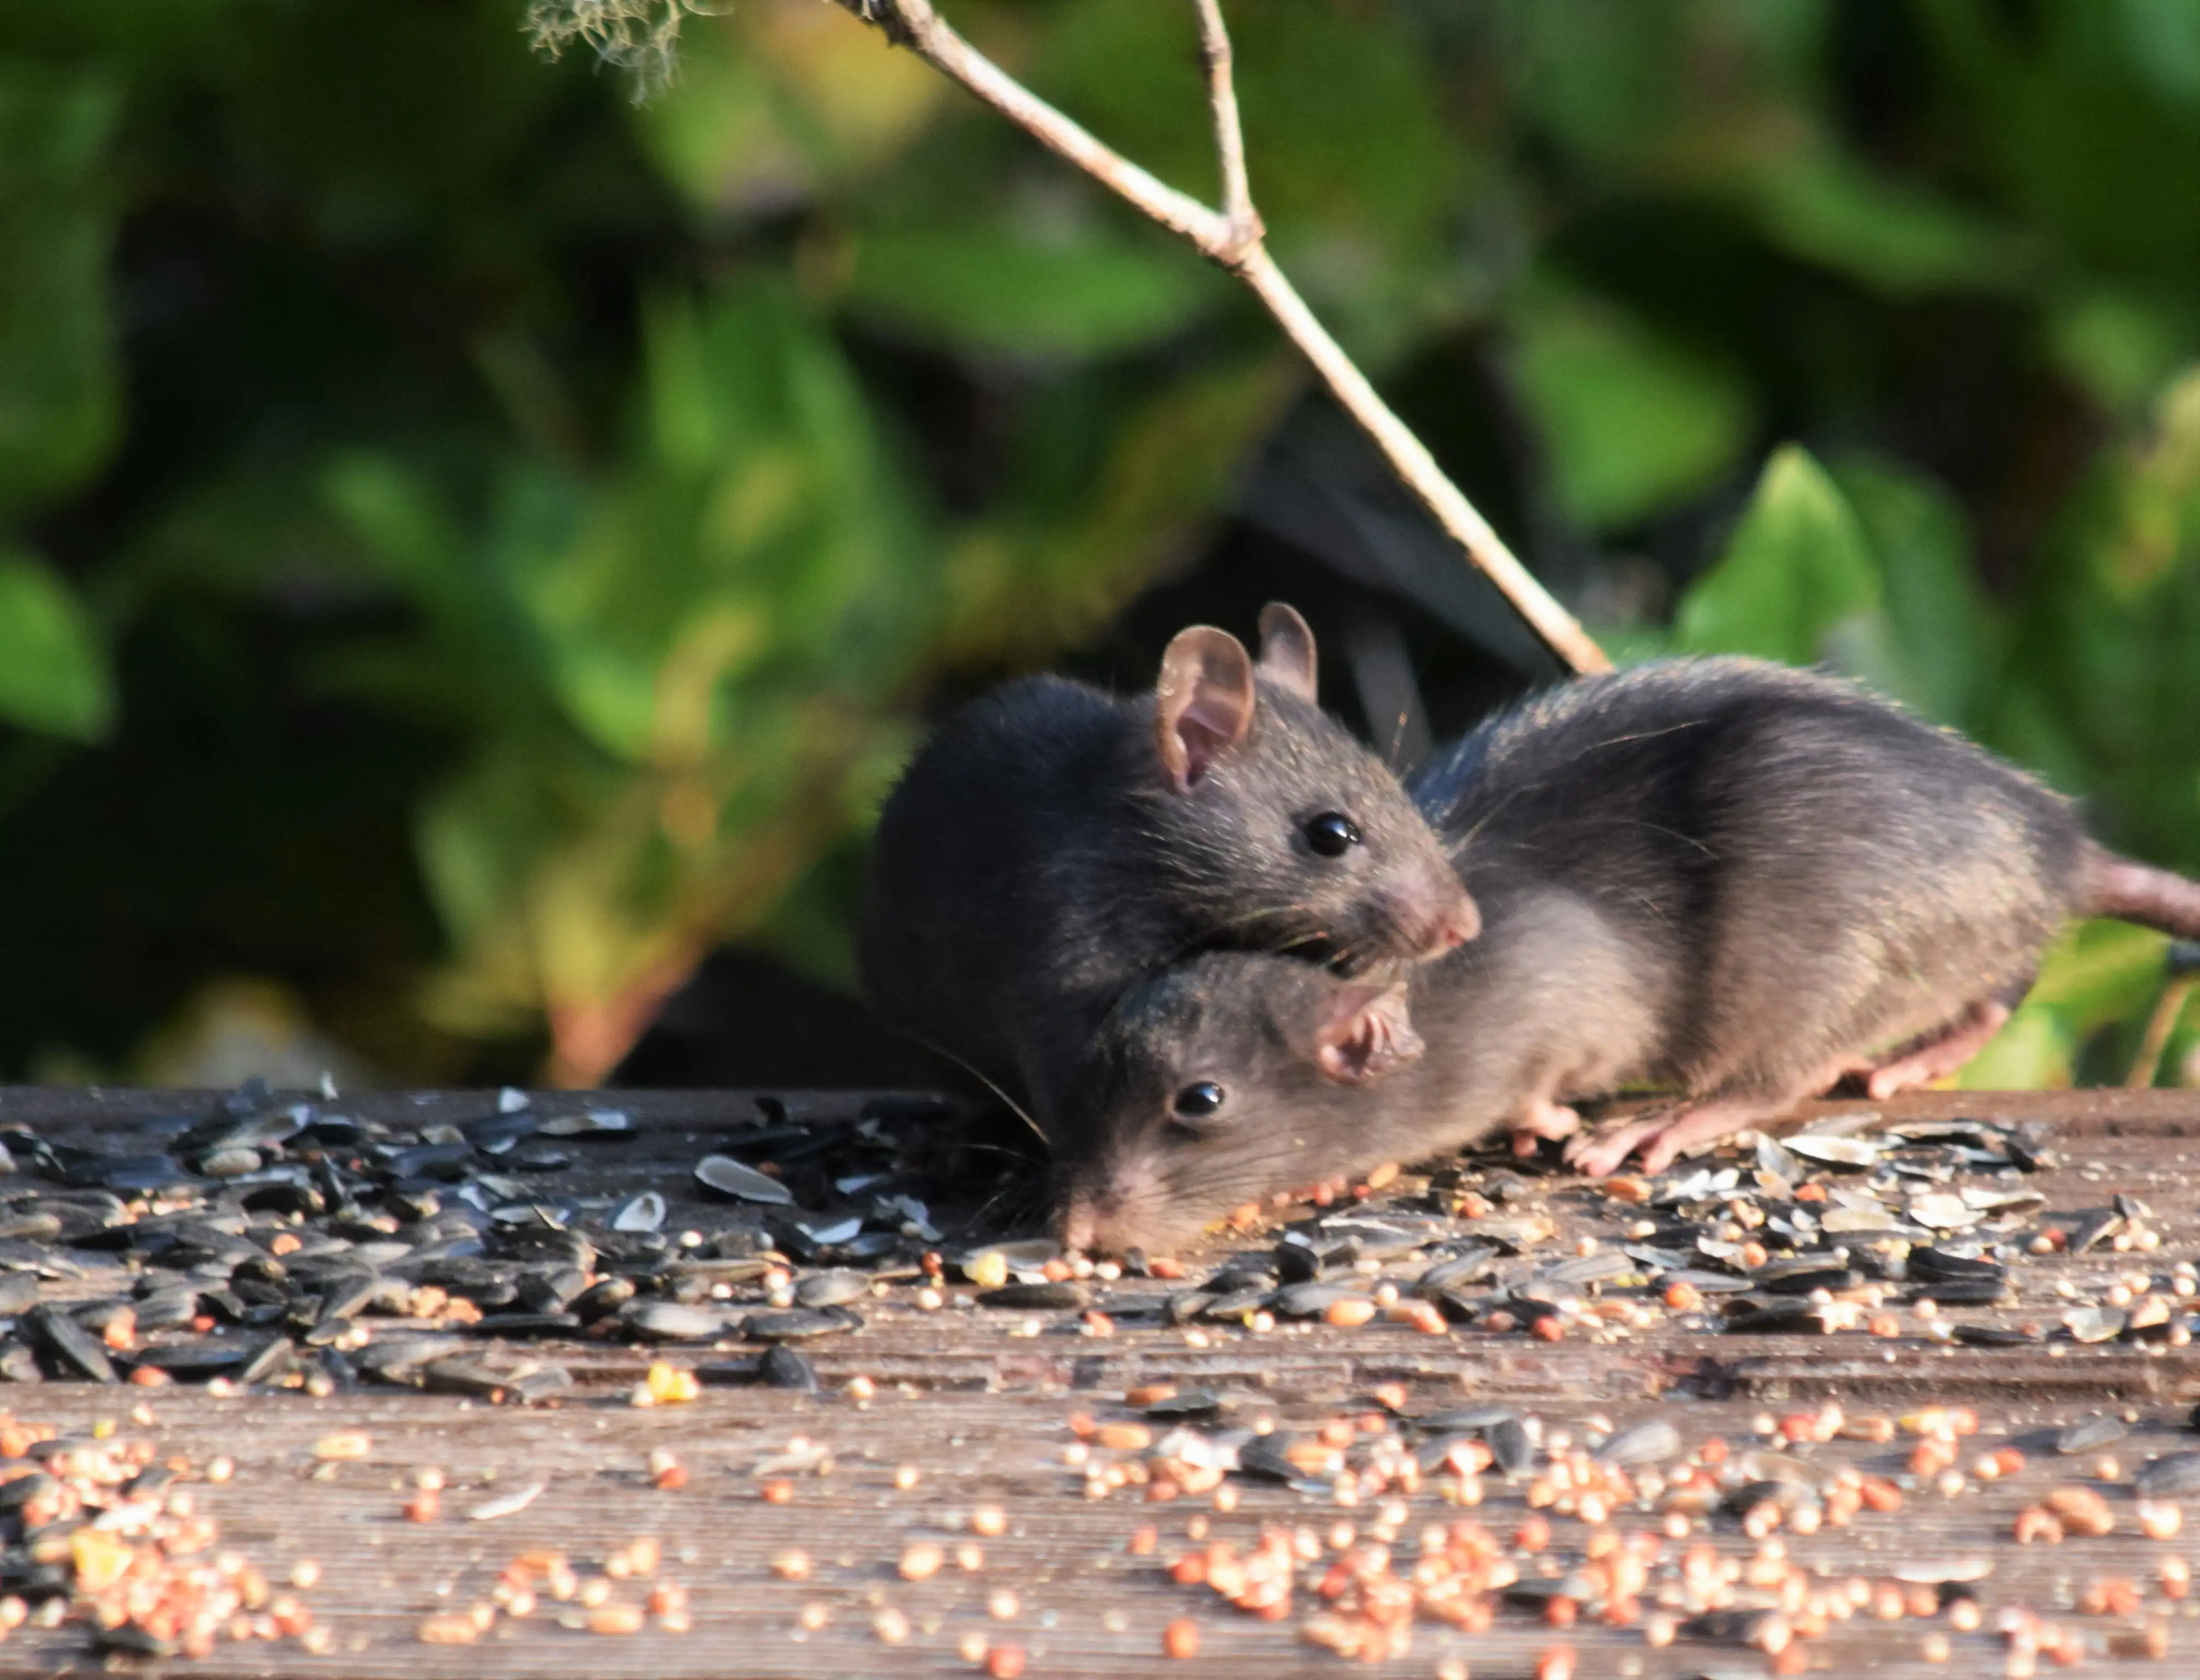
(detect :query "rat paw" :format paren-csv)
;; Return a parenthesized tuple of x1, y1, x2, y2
(1509, 1098, 1582, 1158)
(1563, 1122, 1656, 1178)
(1634, 1128, 1692, 1176)
(1857, 999, 2013, 1099)
(1864, 1063, 1933, 1101)
(1519, 1098, 1583, 1140)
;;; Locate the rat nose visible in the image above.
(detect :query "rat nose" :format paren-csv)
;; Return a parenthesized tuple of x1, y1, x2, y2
(1430, 895, 1481, 951)
(1058, 1199, 1097, 1255)
(1381, 881, 1479, 961)
(1399, 886, 1479, 958)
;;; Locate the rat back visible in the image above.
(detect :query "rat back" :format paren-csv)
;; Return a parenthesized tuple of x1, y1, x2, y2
(860, 675, 1134, 1110)
(1416, 658, 2086, 1098)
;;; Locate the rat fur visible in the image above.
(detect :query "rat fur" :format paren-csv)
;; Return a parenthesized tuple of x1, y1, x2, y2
(1058, 656, 2200, 1252)
(859, 604, 1477, 1140)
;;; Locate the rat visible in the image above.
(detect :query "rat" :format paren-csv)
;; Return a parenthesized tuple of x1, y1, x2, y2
(1056, 656, 2200, 1253)
(1054, 880, 1653, 1256)
(858, 602, 1479, 1139)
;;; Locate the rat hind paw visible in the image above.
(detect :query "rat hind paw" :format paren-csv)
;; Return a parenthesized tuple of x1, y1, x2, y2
(1564, 1113, 1671, 1178)
(1566, 1091, 1809, 1178)
(1861, 1000, 2010, 1099)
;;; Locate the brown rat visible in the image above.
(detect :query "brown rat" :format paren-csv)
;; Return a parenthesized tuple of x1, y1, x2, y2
(1059, 656, 2200, 1252)
(1055, 882, 1652, 1255)
(859, 604, 1477, 1140)
(1418, 656, 2200, 1175)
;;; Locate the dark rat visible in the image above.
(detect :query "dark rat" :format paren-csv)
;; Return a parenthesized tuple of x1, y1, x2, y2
(859, 603, 1478, 1138)
(1058, 656, 2200, 1252)
(1055, 880, 1650, 1255)
(1417, 656, 2200, 1176)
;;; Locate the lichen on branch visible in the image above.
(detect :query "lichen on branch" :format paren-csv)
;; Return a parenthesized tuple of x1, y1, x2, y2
(523, 0, 719, 98)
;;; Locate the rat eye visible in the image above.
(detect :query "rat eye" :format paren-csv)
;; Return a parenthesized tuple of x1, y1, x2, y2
(1172, 1081, 1226, 1119)
(1303, 812, 1361, 858)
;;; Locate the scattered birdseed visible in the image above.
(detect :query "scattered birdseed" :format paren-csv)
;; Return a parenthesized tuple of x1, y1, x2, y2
(899, 1543, 944, 1581)
(4, 1081, 2196, 1669)
(468, 1481, 546, 1522)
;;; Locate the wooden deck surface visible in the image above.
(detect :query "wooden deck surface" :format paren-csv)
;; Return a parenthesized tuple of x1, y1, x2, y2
(3, 1086, 2200, 1678)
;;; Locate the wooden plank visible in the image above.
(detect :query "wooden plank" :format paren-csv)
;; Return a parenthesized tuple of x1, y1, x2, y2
(0, 1087, 2193, 1676)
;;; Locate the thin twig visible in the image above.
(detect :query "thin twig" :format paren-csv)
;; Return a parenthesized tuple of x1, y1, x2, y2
(1232, 246, 1609, 672)
(2125, 974, 2194, 1090)
(830, 0, 1612, 676)
(1193, 0, 1257, 253)
(845, 0, 1228, 252)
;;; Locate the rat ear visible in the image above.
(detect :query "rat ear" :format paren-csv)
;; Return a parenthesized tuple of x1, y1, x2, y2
(1255, 602, 1318, 704)
(1155, 626, 1257, 792)
(1306, 981, 1424, 1087)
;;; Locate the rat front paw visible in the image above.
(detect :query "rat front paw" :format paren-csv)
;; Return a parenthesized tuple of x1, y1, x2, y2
(1509, 1097, 1583, 1158)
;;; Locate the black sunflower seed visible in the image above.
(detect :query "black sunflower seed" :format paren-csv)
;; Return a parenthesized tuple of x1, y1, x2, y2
(762, 1345, 818, 1389)
(744, 1308, 858, 1342)
(23, 1304, 114, 1382)
(978, 1282, 1087, 1311)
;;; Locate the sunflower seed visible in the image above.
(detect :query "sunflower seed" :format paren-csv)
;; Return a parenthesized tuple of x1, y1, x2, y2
(742, 1308, 853, 1343)
(1595, 1419, 1681, 1466)
(693, 1156, 794, 1205)
(609, 1192, 665, 1233)
(978, 1282, 1087, 1311)
(468, 1481, 545, 1521)
(761, 1345, 818, 1389)
(621, 1302, 734, 1342)
(794, 1271, 870, 1309)
(2056, 1414, 2128, 1455)
(2137, 1452, 2200, 1499)
(25, 1303, 115, 1382)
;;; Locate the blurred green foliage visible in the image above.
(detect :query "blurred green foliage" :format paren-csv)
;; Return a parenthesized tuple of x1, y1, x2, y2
(2, 0, 2199, 1090)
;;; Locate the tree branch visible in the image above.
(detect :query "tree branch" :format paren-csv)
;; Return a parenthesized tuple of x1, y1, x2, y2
(832, 0, 1611, 676)
(1193, 0, 1257, 254)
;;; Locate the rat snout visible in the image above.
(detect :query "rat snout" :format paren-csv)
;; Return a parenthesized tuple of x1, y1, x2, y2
(1058, 1184, 1107, 1256)
(1427, 892, 1481, 953)
(1057, 1155, 1176, 1258)
(1379, 876, 1481, 961)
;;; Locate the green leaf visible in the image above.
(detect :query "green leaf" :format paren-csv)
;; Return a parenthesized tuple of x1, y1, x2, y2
(510, 281, 929, 765)
(842, 223, 1223, 360)
(1011, 0, 1467, 360)
(1498, 1, 1831, 181)
(1925, 0, 2200, 274)
(939, 356, 1297, 665)
(1954, 1002, 2072, 1089)
(1960, 919, 2172, 1089)
(1511, 280, 1755, 533)
(0, 551, 116, 743)
(1983, 369, 2200, 875)
(2046, 288, 2200, 415)
(1750, 147, 2019, 297)
(635, 6, 942, 211)
(2116, 0, 2200, 108)
(0, 64, 122, 519)
(1676, 445, 1880, 665)
(1830, 453, 1992, 726)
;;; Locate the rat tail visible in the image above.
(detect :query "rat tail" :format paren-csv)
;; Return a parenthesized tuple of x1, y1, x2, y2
(2078, 842, 2200, 939)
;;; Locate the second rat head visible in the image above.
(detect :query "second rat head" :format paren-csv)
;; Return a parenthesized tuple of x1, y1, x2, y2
(1136, 604, 1478, 972)
(1055, 953, 1425, 1256)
